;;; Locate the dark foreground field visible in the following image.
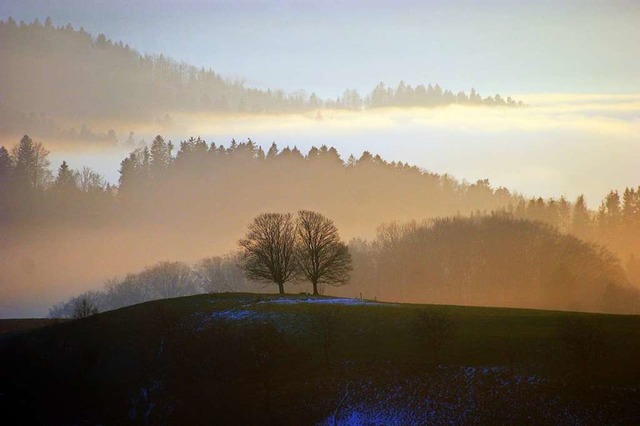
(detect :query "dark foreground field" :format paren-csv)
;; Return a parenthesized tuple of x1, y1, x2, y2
(1, 293, 640, 424)
(0, 318, 61, 336)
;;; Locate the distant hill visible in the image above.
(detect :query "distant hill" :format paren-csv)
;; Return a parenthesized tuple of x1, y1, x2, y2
(1, 293, 639, 424)
(0, 17, 523, 138)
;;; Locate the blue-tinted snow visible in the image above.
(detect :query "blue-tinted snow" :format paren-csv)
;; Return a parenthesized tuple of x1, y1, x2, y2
(258, 298, 394, 306)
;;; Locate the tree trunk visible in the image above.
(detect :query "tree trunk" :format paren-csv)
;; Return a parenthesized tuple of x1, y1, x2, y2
(312, 280, 318, 295)
(278, 282, 285, 294)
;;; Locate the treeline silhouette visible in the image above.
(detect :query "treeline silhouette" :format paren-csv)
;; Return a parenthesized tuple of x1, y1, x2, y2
(346, 216, 638, 313)
(0, 17, 522, 131)
(0, 105, 118, 145)
(508, 192, 640, 285)
(49, 256, 247, 318)
(0, 134, 518, 230)
(361, 82, 522, 109)
(49, 215, 638, 316)
(3, 133, 640, 314)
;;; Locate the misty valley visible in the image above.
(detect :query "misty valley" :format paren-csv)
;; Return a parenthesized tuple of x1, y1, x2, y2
(2, 7, 640, 426)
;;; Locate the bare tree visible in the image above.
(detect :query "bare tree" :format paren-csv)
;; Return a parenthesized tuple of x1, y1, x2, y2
(137, 261, 195, 299)
(76, 166, 105, 192)
(11, 135, 52, 191)
(296, 210, 352, 295)
(72, 297, 98, 319)
(49, 291, 104, 318)
(195, 255, 246, 293)
(238, 213, 298, 294)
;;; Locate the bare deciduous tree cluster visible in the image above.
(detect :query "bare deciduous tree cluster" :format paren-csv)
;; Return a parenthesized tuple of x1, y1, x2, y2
(238, 211, 352, 294)
(49, 255, 247, 318)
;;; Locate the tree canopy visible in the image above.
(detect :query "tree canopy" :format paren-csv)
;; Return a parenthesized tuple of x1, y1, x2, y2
(296, 210, 352, 295)
(238, 213, 299, 294)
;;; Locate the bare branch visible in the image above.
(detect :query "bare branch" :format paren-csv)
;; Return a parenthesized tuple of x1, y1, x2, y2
(296, 210, 352, 295)
(238, 213, 298, 294)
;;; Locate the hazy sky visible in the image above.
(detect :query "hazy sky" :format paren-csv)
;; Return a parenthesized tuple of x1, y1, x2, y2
(2, 0, 639, 98)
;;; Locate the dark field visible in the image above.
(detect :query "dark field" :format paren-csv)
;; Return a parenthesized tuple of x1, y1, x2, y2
(0, 318, 61, 336)
(1, 293, 639, 424)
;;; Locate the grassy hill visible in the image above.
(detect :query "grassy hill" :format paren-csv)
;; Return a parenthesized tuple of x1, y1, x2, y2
(2, 293, 640, 424)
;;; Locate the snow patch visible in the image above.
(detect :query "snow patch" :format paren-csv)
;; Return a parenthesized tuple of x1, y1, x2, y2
(317, 367, 559, 425)
(193, 308, 300, 333)
(259, 297, 394, 306)
(208, 309, 258, 321)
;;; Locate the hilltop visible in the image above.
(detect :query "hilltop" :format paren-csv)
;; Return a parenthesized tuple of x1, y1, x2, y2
(2, 293, 639, 424)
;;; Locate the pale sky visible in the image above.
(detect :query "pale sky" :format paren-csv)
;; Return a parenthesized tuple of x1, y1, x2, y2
(1, 0, 639, 98)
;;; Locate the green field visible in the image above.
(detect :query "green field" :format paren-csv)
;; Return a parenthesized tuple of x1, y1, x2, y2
(2, 293, 639, 424)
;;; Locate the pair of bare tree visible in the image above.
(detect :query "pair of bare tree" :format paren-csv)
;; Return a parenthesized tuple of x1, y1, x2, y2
(238, 211, 352, 294)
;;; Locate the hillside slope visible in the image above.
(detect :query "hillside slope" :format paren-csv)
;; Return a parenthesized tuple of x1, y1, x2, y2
(1, 293, 640, 424)
(0, 18, 522, 138)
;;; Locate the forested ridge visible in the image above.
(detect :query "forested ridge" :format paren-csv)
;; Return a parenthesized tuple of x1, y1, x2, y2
(0, 18, 523, 142)
(2, 133, 639, 315)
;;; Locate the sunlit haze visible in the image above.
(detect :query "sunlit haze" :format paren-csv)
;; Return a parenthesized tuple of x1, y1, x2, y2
(46, 94, 640, 208)
(1, 1, 639, 319)
(3, 2, 640, 424)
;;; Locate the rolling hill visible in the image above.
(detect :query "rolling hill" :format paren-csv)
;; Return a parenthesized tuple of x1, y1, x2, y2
(1, 293, 639, 424)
